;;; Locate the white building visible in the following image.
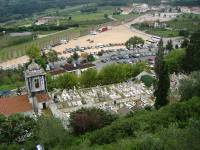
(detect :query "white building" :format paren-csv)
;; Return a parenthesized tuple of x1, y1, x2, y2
(0, 60, 50, 116)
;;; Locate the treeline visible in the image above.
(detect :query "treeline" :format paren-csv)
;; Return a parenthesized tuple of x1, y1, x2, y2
(0, 24, 79, 33)
(0, 68, 24, 90)
(0, 0, 131, 23)
(164, 31, 200, 74)
(172, 0, 200, 6)
(47, 62, 146, 91)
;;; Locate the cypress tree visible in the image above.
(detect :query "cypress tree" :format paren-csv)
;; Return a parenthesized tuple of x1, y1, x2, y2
(154, 39, 170, 109)
(154, 61, 170, 109)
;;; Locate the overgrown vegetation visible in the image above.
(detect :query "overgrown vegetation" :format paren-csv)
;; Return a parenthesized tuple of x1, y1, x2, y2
(1, 97, 200, 149)
(0, 68, 24, 90)
(47, 62, 147, 91)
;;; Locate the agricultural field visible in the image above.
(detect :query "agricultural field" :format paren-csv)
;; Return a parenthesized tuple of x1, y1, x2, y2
(132, 13, 200, 37)
(0, 6, 117, 62)
(113, 13, 141, 22)
(0, 28, 81, 62)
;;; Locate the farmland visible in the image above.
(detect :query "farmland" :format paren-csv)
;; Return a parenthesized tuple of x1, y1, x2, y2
(132, 13, 200, 37)
(0, 6, 116, 62)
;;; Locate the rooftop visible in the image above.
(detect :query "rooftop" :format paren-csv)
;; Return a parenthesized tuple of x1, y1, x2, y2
(25, 60, 45, 77)
(36, 92, 49, 103)
(0, 95, 32, 116)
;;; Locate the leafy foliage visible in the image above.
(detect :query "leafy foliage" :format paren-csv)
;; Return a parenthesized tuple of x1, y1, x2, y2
(89, 97, 200, 145)
(47, 62, 146, 91)
(80, 69, 98, 88)
(183, 31, 200, 72)
(0, 114, 36, 144)
(165, 48, 186, 73)
(179, 71, 200, 100)
(141, 75, 156, 87)
(69, 108, 117, 135)
(125, 36, 144, 49)
(26, 45, 41, 60)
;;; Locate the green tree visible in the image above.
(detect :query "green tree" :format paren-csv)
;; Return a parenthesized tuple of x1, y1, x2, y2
(104, 13, 108, 19)
(0, 114, 36, 144)
(141, 75, 156, 87)
(72, 52, 79, 61)
(154, 39, 170, 109)
(179, 30, 189, 37)
(166, 40, 173, 51)
(183, 31, 200, 73)
(125, 36, 144, 49)
(154, 39, 164, 78)
(87, 54, 95, 62)
(47, 50, 58, 62)
(57, 73, 79, 89)
(69, 108, 117, 135)
(80, 69, 98, 88)
(26, 45, 41, 60)
(35, 116, 72, 149)
(181, 39, 189, 48)
(154, 62, 170, 109)
(179, 71, 200, 100)
(35, 56, 47, 70)
(165, 48, 186, 73)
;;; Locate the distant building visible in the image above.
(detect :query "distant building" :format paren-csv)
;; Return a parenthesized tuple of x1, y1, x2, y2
(180, 7, 191, 13)
(0, 60, 50, 116)
(35, 17, 48, 25)
(119, 7, 133, 15)
(35, 16, 56, 25)
(154, 22, 167, 28)
(133, 3, 149, 13)
(49, 63, 96, 77)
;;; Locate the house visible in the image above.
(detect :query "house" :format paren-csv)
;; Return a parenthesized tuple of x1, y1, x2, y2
(133, 3, 149, 13)
(0, 60, 50, 116)
(35, 17, 48, 25)
(49, 63, 96, 77)
(154, 22, 167, 28)
(120, 7, 133, 15)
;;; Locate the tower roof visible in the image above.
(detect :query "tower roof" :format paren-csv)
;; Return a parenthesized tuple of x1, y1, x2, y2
(25, 60, 46, 77)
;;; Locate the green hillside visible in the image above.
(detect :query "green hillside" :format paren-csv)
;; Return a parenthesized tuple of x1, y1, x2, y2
(1, 97, 200, 149)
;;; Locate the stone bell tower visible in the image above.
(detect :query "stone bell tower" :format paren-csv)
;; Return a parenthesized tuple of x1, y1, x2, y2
(25, 60, 47, 113)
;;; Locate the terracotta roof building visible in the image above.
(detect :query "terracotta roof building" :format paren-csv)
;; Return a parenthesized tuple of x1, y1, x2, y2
(0, 95, 32, 116)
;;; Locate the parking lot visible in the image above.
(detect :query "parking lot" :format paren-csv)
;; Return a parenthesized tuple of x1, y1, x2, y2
(93, 44, 158, 70)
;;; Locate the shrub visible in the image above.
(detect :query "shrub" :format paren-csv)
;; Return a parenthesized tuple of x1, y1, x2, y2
(89, 97, 200, 145)
(69, 108, 117, 135)
(141, 75, 156, 87)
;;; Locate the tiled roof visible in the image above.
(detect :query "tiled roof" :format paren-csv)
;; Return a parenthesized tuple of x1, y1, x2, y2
(0, 95, 32, 116)
(49, 68, 65, 75)
(35, 92, 49, 103)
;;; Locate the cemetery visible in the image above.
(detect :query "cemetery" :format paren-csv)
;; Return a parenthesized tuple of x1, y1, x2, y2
(49, 81, 154, 122)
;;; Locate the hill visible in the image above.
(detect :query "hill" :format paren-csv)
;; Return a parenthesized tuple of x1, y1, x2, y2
(1, 97, 200, 149)
(0, 0, 199, 23)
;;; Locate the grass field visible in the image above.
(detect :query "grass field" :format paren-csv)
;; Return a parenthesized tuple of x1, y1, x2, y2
(146, 28, 179, 37)
(0, 81, 24, 90)
(133, 13, 200, 37)
(0, 28, 81, 62)
(113, 13, 141, 21)
(0, 35, 33, 49)
(0, 5, 117, 62)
